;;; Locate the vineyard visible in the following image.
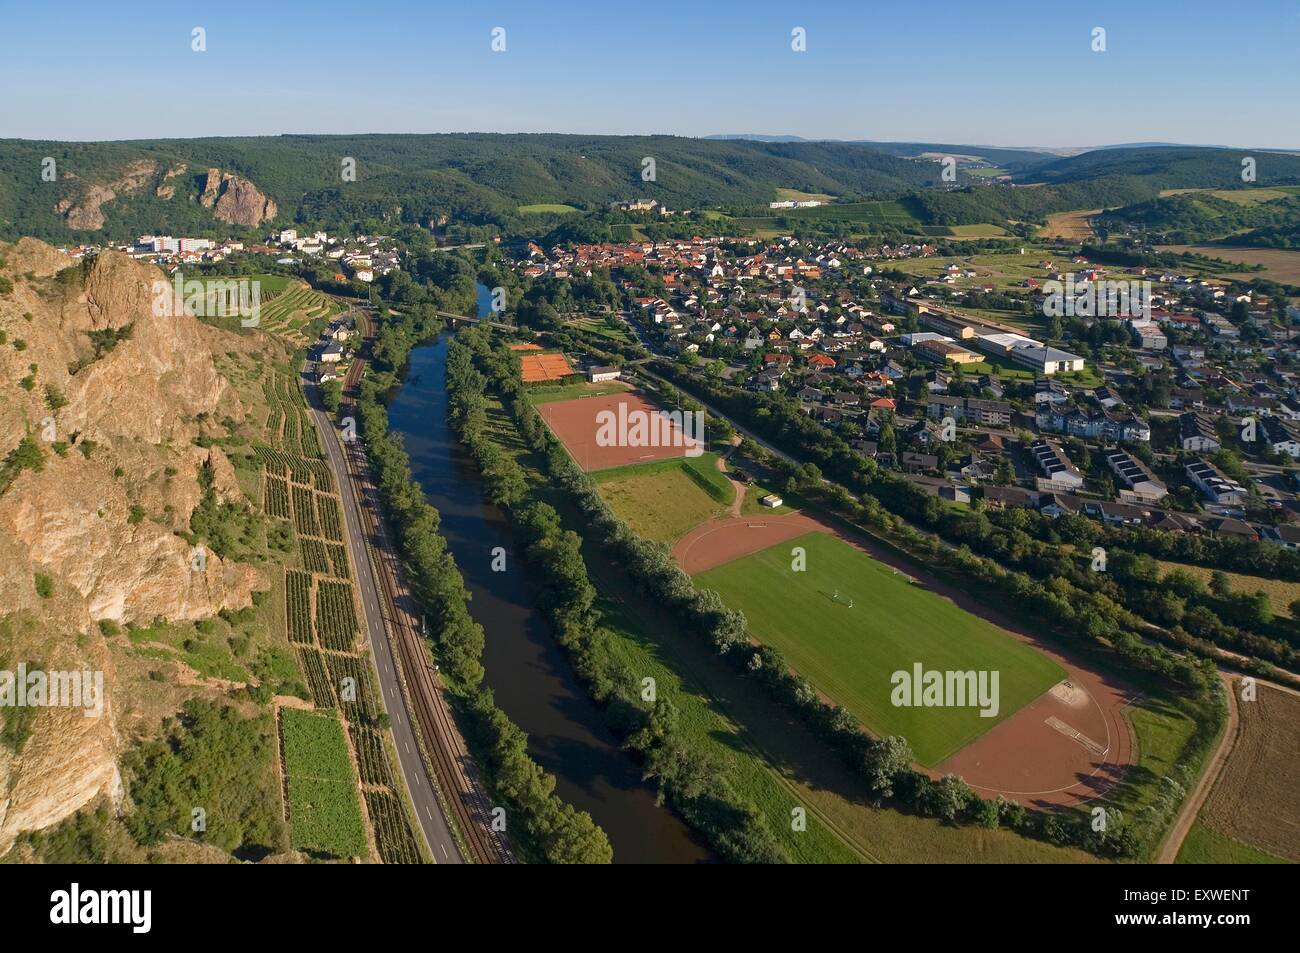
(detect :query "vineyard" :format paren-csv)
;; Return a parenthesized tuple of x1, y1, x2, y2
(364, 790, 425, 865)
(315, 580, 360, 652)
(286, 570, 314, 645)
(292, 485, 320, 536)
(298, 646, 334, 706)
(350, 725, 393, 786)
(301, 538, 330, 574)
(325, 543, 349, 578)
(317, 494, 344, 541)
(259, 283, 343, 344)
(264, 474, 290, 519)
(279, 708, 368, 859)
(257, 359, 425, 863)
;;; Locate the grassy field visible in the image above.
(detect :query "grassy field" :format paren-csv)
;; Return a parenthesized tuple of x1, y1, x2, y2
(1157, 560, 1300, 618)
(594, 461, 726, 543)
(1159, 245, 1300, 284)
(695, 531, 1066, 765)
(774, 187, 836, 202)
(1176, 822, 1292, 864)
(525, 379, 631, 405)
(518, 203, 579, 214)
(279, 706, 367, 859)
(483, 397, 1095, 862)
(564, 316, 637, 344)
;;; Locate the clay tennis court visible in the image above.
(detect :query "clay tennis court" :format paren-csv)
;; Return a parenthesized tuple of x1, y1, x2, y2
(538, 391, 703, 471)
(675, 512, 1137, 807)
(517, 350, 577, 383)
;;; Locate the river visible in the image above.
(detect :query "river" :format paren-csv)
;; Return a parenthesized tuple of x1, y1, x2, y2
(384, 292, 711, 863)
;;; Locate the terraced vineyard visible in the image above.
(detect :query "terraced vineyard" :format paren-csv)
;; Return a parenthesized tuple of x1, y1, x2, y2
(258, 282, 343, 343)
(279, 708, 368, 859)
(254, 362, 424, 862)
(316, 580, 360, 652)
(365, 790, 425, 865)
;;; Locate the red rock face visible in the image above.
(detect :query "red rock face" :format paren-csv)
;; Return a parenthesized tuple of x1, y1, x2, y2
(199, 168, 278, 227)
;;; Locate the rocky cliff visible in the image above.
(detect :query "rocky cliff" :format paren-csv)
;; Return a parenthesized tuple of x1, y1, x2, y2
(198, 169, 278, 227)
(0, 240, 262, 851)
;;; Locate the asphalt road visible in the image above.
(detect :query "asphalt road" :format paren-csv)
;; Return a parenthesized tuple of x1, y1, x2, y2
(302, 362, 464, 864)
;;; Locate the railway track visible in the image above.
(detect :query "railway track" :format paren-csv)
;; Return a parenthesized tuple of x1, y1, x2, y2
(336, 307, 513, 864)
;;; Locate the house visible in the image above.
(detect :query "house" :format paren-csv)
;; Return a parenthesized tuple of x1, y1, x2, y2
(982, 486, 1039, 510)
(1178, 413, 1221, 453)
(926, 395, 1013, 427)
(1203, 516, 1258, 541)
(1031, 439, 1084, 492)
(901, 451, 939, 474)
(318, 343, 344, 363)
(588, 365, 621, 383)
(1261, 415, 1300, 458)
(1105, 448, 1167, 502)
(1261, 524, 1300, 550)
(1185, 458, 1248, 505)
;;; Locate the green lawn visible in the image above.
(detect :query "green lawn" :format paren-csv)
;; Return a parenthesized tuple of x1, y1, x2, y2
(695, 532, 1066, 765)
(595, 463, 725, 543)
(526, 380, 631, 405)
(279, 708, 367, 859)
(1176, 822, 1292, 864)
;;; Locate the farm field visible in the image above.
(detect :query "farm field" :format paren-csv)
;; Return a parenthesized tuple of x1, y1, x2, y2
(694, 531, 1066, 766)
(1157, 560, 1300, 618)
(279, 707, 368, 859)
(1195, 682, 1300, 861)
(1159, 245, 1300, 284)
(1176, 822, 1291, 864)
(1040, 209, 1100, 240)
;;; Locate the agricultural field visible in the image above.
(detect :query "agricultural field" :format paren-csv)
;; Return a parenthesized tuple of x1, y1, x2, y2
(279, 708, 368, 859)
(1040, 209, 1100, 240)
(1194, 682, 1300, 861)
(1177, 822, 1291, 864)
(1159, 245, 1300, 284)
(256, 280, 343, 343)
(315, 580, 360, 652)
(694, 531, 1066, 765)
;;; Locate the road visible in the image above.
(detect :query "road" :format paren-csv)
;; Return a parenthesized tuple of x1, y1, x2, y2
(1155, 673, 1240, 864)
(303, 308, 512, 863)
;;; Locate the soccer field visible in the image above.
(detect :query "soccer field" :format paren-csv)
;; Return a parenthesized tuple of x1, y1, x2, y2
(695, 532, 1066, 765)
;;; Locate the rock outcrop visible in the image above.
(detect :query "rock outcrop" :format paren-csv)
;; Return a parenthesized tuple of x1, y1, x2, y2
(55, 160, 158, 230)
(0, 241, 262, 851)
(198, 169, 277, 227)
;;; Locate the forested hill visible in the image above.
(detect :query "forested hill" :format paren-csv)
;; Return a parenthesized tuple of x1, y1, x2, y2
(1027, 146, 1300, 190)
(0, 133, 952, 241)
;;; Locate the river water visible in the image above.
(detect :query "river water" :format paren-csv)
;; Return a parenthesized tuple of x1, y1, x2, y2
(385, 294, 710, 863)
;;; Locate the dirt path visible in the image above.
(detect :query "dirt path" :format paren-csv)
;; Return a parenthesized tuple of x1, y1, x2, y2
(1156, 672, 1240, 864)
(715, 439, 746, 517)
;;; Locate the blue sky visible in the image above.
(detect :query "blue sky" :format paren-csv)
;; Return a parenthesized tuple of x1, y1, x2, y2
(1, 0, 1297, 148)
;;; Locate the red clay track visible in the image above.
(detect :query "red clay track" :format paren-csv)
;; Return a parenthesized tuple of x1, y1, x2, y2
(537, 390, 702, 471)
(675, 512, 1138, 808)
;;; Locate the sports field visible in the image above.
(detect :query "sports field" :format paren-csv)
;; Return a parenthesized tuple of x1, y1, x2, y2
(592, 454, 734, 542)
(694, 531, 1066, 766)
